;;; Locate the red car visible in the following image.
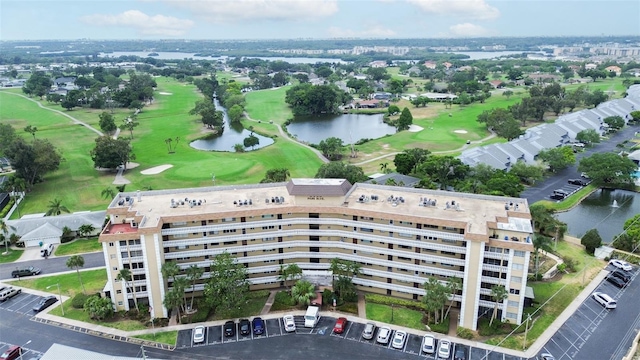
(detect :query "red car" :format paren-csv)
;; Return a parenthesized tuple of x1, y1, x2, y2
(333, 317, 348, 334)
(0, 345, 21, 360)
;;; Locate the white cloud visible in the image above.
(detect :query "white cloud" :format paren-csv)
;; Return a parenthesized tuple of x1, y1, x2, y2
(448, 22, 490, 37)
(407, 0, 500, 20)
(81, 10, 194, 36)
(327, 25, 396, 38)
(158, 0, 339, 23)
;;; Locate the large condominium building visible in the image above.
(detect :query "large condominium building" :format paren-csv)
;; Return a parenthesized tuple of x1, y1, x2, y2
(99, 179, 533, 331)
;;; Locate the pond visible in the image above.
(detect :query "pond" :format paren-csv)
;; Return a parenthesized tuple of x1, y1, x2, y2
(189, 98, 274, 152)
(286, 113, 396, 145)
(555, 189, 640, 243)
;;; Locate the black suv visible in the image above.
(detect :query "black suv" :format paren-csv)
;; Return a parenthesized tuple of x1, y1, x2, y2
(606, 276, 626, 288)
(611, 270, 631, 283)
(11, 266, 41, 278)
(568, 179, 587, 186)
(224, 320, 236, 337)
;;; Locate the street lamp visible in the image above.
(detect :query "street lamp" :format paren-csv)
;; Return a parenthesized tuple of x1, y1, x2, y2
(46, 283, 64, 316)
(18, 340, 31, 360)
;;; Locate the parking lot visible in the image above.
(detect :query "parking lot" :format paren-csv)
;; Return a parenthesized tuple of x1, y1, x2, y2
(548, 179, 589, 201)
(0, 289, 53, 317)
(176, 315, 527, 360)
(0, 342, 43, 359)
(536, 264, 639, 360)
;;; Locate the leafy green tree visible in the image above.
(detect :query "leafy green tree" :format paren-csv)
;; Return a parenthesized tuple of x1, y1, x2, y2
(417, 155, 469, 190)
(77, 224, 95, 237)
(22, 71, 52, 98)
(509, 161, 544, 185)
(84, 295, 114, 320)
(163, 288, 184, 323)
(117, 268, 139, 312)
(203, 252, 250, 314)
(243, 135, 259, 150)
(66, 255, 86, 294)
(291, 279, 316, 306)
(444, 278, 461, 320)
(285, 83, 351, 116)
(630, 111, 640, 122)
(477, 108, 523, 140)
(575, 129, 600, 145)
(278, 264, 303, 292)
(578, 152, 637, 184)
(387, 105, 400, 115)
(484, 171, 524, 197)
(261, 168, 291, 183)
(532, 235, 553, 278)
(227, 104, 244, 123)
(422, 277, 449, 323)
(329, 259, 361, 302)
(537, 146, 575, 173)
(101, 187, 115, 200)
(233, 144, 245, 152)
(5, 138, 62, 188)
(604, 116, 625, 131)
(393, 148, 430, 175)
(0, 124, 17, 157)
(581, 229, 603, 255)
(120, 116, 139, 139)
(186, 265, 204, 311)
(45, 198, 70, 216)
(0, 219, 16, 254)
(98, 112, 117, 134)
(396, 107, 413, 131)
(315, 162, 367, 185)
(489, 285, 508, 326)
(318, 137, 344, 161)
(90, 136, 135, 171)
(365, 67, 390, 81)
(502, 90, 514, 99)
(586, 89, 608, 107)
(23, 125, 37, 140)
(530, 204, 567, 238)
(190, 99, 224, 133)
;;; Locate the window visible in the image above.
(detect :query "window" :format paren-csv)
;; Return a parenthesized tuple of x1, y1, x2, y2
(109, 242, 114, 247)
(113, 267, 118, 271)
(118, 301, 123, 306)
(398, 232, 412, 238)
(508, 300, 519, 307)
(360, 228, 374, 233)
(361, 239, 373, 244)
(359, 216, 374, 221)
(424, 224, 438, 229)
(511, 276, 522, 283)
(222, 229, 237, 234)
(509, 289, 520, 295)
(128, 239, 141, 245)
(262, 225, 275, 230)
(222, 217, 236, 222)
(506, 312, 518, 320)
(121, 251, 129, 259)
(399, 220, 413, 225)
(483, 258, 502, 266)
(263, 249, 276, 253)
(262, 237, 275, 242)
(133, 274, 146, 281)
(514, 250, 525, 257)
(208, 230, 218, 235)
(130, 250, 143, 257)
(224, 241, 237, 245)
(134, 286, 147, 292)
(442, 239, 458, 244)
(110, 254, 116, 259)
(512, 264, 524, 270)
(261, 214, 273, 219)
(116, 290, 122, 294)
(398, 245, 412, 250)
(398, 256, 411, 261)
(119, 241, 127, 246)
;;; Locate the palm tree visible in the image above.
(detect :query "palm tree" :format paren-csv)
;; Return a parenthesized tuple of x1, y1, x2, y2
(291, 280, 316, 306)
(77, 224, 96, 238)
(533, 235, 553, 278)
(165, 138, 173, 153)
(444, 278, 461, 320)
(45, 198, 70, 216)
(117, 268, 139, 312)
(101, 187, 115, 200)
(66, 255, 86, 294)
(489, 285, 508, 326)
(186, 265, 204, 311)
(0, 219, 16, 255)
(278, 264, 302, 292)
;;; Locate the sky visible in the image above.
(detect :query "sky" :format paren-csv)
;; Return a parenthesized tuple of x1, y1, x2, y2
(1, 0, 639, 40)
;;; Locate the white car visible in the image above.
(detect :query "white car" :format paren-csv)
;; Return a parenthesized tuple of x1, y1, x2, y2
(610, 259, 633, 272)
(376, 326, 392, 344)
(437, 339, 451, 359)
(422, 334, 436, 354)
(391, 330, 407, 349)
(283, 314, 296, 332)
(193, 325, 205, 344)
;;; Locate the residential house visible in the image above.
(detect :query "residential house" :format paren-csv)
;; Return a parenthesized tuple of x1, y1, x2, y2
(605, 66, 622, 76)
(7, 211, 106, 248)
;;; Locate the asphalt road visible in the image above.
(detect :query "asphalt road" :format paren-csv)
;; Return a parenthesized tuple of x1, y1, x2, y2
(520, 123, 640, 204)
(0, 252, 105, 280)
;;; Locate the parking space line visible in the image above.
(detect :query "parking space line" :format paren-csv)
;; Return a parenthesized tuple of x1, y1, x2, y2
(14, 295, 40, 312)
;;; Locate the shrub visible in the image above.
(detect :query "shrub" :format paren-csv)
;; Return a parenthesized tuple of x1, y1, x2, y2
(564, 257, 577, 272)
(0, 198, 15, 218)
(557, 263, 567, 273)
(248, 290, 270, 299)
(423, 315, 449, 334)
(322, 289, 334, 306)
(581, 228, 602, 255)
(190, 301, 212, 323)
(365, 294, 427, 311)
(72, 293, 89, 309)
(457, 327, 474, 340)
(336, 301, 358, 314)
(271, 291, 296, 311)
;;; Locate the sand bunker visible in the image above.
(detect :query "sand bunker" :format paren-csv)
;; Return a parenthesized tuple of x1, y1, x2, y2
(454, 130, 468, 134)
(408, 125, 424, 132)
(158, 92, 173, 95)
(141, 164, 173, 175)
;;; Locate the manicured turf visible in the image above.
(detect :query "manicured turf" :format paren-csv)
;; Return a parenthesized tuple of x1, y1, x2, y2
(133, 330, 178, 346)
(7, 268, 106, 297)
(54, 238, 103, 256)
(49, 300, 148, 331)
(365, 302, 426, 331)
(0, 248, 23, 263)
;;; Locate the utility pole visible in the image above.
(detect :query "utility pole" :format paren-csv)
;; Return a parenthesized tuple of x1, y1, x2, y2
(523, 314, 532, 350)
(141, 345, 147, 360)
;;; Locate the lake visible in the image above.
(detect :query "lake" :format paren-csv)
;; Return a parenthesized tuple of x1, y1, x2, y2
(555, 189, 640, 243)
(189, 98, 274, 152)
(286, 113, 396, 145)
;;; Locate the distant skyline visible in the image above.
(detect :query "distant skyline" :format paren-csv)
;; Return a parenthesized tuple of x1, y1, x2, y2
(1, 0, 639, 41)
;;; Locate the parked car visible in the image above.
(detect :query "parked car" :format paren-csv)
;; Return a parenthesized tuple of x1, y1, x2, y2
(33, 295, 57, 312)
(606, 276, 626, 288)
(538, 353, 555, 360)
(592, 292, 617, 309)
(362, 322, 376, 340)
(0, 287, 21, 302)
(391, 330, 407, 349)
(568, 179, 587, 186)
(252, 317, 265, 335)
(610, 259, 633, 272)
(11, 266, 41, 278)
(239, 318, 251, 335)
(611, 270, 631, 283)
(0, 345, 21, 360)
(437, 339, 452, 359)
(283, 314, 296, 333)
(193, 325, 205, 344)
(422, 334, 436, 354)
(454, 345, 468, 360)
(376, 326, 392, 344)
(333, 317, 347, 334)
(224, 320, 236, 337)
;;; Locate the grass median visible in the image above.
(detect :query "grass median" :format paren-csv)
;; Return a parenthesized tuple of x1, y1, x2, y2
(54, 238, 102, 256)
(132, 331, 178, 346)
(0, 248, 24, 264)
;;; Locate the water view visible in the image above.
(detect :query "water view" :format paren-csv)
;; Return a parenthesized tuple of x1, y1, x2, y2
(189, 98, 274, 152)
(286, 113, 396, 145)
(555, 189, 640, 243)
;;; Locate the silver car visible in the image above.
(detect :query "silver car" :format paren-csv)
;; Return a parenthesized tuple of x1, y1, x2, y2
(283, 314, 296, 332)
(193, 325, 205, 344)
(362, 322, 376, 340)
(438, 339, 451, 359)
(376, 326, 392, 344)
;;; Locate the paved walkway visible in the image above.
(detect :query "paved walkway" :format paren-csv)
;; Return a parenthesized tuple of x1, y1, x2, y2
(259, 290, 278, 315)
(357, 293, 366, 318)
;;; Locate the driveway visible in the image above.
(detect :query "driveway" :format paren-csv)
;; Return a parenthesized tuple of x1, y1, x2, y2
(0, 252, 105, 280)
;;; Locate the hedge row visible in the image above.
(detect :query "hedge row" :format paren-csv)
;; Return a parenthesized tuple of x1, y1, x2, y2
(0, 198, 15, 218)
(364, 294, 428, 312)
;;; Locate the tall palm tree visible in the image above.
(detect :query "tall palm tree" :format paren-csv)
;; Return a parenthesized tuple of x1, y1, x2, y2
(45, 198, 70, 216)
(77, 224, 96, 238)
(0, 219, 16, 254)
(291, 280, 316, 306)
(186, 265, 204, 311)
(117, 268, 139, 312)
(278, 264, 302, 292)
(66, 255, 86, 294)
(489, 285, 508, 326)
(101, 187, 115, 200)
(533, 235, 553, 278)
(444, 278, 461, 320)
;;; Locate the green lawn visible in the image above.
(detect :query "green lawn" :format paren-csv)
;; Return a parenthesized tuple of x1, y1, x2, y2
(0, 248, 23, 263)
(211, 293, 269, 320)
(133, 330, 178, 346)
(7, 268, 106, 297)
(365, 303, 426, 331)
(54, 238, 103, 256)
(49, 300, 148, 331)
